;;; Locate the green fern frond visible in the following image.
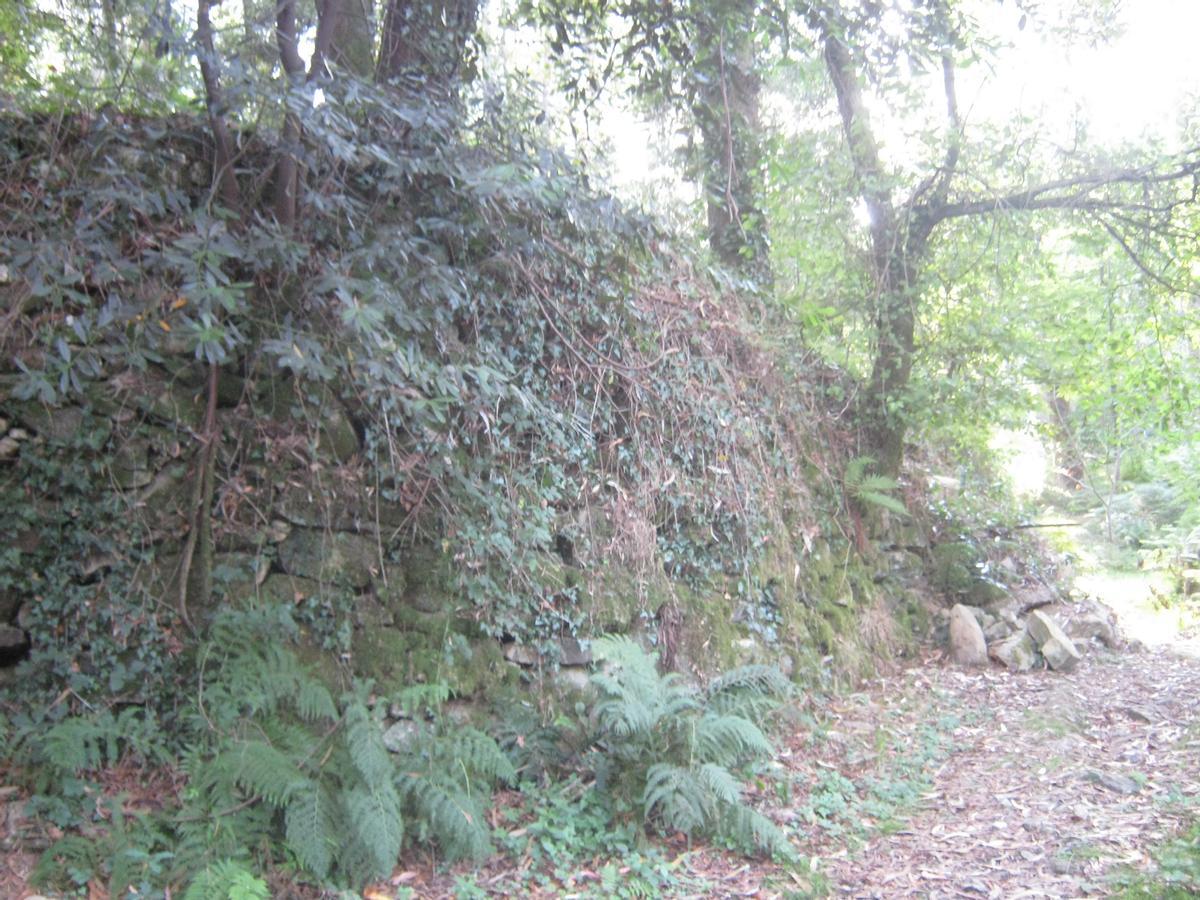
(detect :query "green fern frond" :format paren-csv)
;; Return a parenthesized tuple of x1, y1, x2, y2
(344, 782, 404, 880)
(295, 679, 337, 723)
(844, 455, 874, 486)
(843, 456, 908, 516)
(40, 717, 107, 773)
(719, 804, 795, 861)
(642, 763, 708, 834)
(392, 682, 451, 718)
(857, 490, 909, 516)
(695, 762, 742, 807)
(692, 714, 772, 765)
(434, 728, 516, 786)
(397, 773, 491, 862)
(857, 474, 900, 493)
(705, 664, 788, 723)
(33, 834, 99, 890)
(344, 701, 393, 784)
(228, 740, 309, 808)
(706, 664, 791, 702)
(183, 859, 271, 900)
(592, 635, 660, 676)
(284, 780, 335, 880)
(594, 691, 657, 739)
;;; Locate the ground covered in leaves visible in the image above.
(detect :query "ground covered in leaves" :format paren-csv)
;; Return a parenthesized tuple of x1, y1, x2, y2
(407, 638, 1199, 898)
(809, 644, 1200, 897)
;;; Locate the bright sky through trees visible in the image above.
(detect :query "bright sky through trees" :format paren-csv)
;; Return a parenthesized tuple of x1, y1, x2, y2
(974, 0, 1200, 149)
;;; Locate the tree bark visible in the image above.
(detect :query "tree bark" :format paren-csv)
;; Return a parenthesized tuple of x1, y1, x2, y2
(196, 0, 241, 211)
(376, 0, 478, 91)
(270, 0, 306, 228)
(693, 11, 771, 288)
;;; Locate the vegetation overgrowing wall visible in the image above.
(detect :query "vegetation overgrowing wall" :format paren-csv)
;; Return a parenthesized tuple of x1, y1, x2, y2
(0, 100, 921, 712)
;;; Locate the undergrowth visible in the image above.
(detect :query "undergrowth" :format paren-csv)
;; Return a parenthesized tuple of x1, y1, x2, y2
(1111, 820, 1200, 897)
(13, 605, 514, 894)
(7, 608, 797, 894)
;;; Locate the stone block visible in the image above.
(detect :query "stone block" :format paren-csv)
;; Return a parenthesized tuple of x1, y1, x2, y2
(948, 603, 988, 666)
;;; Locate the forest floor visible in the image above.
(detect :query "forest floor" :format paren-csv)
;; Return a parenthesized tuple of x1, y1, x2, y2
(5, 549, 1199, 898)
(402, 500, 1199, 899)
(395, 565, 1200, 899)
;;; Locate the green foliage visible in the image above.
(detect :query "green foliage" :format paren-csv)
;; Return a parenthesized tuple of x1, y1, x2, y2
(1112, 820, 1200, 898)
(494, 782, 711, 896)
(843, 456, 908, 517)
(0, 417, 179, 705)
(588, 636, 792, 858)
(179, 605, 512, 886)
(184, 860, 272, 900)
(17, 605, 514, 892)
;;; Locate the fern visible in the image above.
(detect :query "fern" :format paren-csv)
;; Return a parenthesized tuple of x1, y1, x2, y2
(392, 722, 514, 862)
(587, 638, 794, 858)
(345, 782, 405, 880)
(643, 763, 708, 833)
(229, 739, 310, 807)
(693, 714, 772, 765)
(397, 773, 491, 862)
(844, 455, 908, 516)
(184, 859, 271, 900)
(344, 700, 393, 784)
(33, 834, 99, 890)
(283, 780, 335, 880)
(296, 679, 338, 723)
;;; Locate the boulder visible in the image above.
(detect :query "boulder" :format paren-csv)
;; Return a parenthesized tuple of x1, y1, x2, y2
(962, 605, 993, 629)
(1027, 611, 1082, 673)
(948, 603, 988, 666)
(382, 720, 421, 754)
(0, 624, 26, 651)
(504, 643, 539, 667)
(989, 630, 1038, 672)
(983, 619, 1013, 643)
(1067, 613, 1118, 649)
(229, 573, 325, 605)
(551, 667, 592, 694)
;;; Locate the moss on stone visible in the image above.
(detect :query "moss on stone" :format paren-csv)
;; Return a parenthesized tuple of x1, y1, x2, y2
(353, 607, 516, 699)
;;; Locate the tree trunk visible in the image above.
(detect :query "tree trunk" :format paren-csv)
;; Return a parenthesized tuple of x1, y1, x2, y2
(313, 0, 375, 78)
(693, 15, 771, 288)
(196, 0, 241, 211)
(376, 0, 478, 92)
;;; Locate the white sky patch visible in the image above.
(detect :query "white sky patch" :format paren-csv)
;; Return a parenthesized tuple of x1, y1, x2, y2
(967, 0, 1200, 150)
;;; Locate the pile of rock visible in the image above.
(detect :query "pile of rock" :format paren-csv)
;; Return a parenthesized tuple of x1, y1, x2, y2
(947, 596, 1119, 674)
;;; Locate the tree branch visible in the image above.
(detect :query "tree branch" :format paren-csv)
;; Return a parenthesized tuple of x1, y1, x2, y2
(930, 153, 1200, 224)
(910, 49, 961, 211)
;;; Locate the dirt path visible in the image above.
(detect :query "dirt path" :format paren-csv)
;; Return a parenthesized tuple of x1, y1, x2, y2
(794, 645, 1200, 898)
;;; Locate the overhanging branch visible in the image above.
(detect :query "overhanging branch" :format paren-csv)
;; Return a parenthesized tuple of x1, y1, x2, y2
(928, 152, 1200, 225)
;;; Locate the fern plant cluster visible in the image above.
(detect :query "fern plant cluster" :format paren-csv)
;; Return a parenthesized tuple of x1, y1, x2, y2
(19, 604, 515, 895)
(13, 611, 796, 895)
(586, 636, 795, 859)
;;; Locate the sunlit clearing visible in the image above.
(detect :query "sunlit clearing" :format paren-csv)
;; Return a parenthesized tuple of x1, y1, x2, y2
(852, 198, 871, 229)
(990, 427, 1046, 500)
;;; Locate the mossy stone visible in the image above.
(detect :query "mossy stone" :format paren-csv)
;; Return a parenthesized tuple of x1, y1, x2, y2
(278, 528, 378, 587)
